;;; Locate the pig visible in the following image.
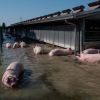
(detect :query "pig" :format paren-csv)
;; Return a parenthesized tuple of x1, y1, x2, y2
(19, 41, 26, 48)
(2, 61, 24, 88)
(82, 48, 100, 54)
(76, 53, 100, 63)
(33, 45, 42, 55)
(13, 42, 20, 48)
(5, 43, 12, 48)
(48, 48, 73, 56)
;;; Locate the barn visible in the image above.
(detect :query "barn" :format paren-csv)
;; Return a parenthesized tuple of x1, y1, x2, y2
(7, 1, 100, 52)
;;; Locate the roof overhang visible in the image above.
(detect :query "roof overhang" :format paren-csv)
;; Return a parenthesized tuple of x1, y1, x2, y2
(8, 6, 100, 27)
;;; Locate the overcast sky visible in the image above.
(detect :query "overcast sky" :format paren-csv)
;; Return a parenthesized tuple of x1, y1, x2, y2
(0, 0, 95, 26)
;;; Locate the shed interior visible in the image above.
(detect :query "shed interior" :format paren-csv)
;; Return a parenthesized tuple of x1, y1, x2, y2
(83, 13, 100, 49)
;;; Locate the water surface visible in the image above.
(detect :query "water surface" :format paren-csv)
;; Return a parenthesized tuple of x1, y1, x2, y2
(0, 35, 100, 100)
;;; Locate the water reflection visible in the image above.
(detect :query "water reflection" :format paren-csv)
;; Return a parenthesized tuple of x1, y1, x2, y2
(18, 69, 32, 88)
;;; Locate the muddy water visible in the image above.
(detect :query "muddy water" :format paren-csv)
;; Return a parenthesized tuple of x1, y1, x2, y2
(0, 36, 100, 100)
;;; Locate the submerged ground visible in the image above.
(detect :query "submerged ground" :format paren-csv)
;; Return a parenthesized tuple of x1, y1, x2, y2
(0, 35, 100, 100)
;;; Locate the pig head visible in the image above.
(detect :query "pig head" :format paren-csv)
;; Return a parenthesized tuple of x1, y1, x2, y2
(2, 62, 24, 88)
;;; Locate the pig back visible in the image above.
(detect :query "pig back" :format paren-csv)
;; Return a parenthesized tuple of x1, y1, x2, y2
(77, 53, 100, 63)
(82, 48, 100, 54)
(6, 62, 24, 77)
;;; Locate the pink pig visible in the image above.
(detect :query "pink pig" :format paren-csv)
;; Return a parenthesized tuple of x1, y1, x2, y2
(48, 48, 73, 56)
(13, 42, 20, 48)
(2, 62, 24, 88)
(20, 41, 26, 48)
(33, 45, 42, 55)
(76, 53, 100, 63)
(82, 48, 100, 54)
(5, 43, 12, 48)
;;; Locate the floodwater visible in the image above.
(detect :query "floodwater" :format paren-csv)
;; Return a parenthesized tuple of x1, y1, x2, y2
(0, 35, 100, 100)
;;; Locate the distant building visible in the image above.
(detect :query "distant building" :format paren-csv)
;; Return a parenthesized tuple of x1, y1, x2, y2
(7, 1, 100, 52)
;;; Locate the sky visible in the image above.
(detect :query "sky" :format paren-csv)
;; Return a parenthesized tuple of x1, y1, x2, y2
(0, 0, 96, 26)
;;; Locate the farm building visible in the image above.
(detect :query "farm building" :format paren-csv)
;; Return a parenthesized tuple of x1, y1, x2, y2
(7, 1, 100, 52)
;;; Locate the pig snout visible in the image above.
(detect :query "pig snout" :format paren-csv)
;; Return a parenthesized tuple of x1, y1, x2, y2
(11, 82, 16, 88)
(6, 77, 17, 88)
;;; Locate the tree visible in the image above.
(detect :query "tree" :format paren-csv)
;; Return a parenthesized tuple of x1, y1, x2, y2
(2, 22, 6, 28)
(2, 22, 6, 33)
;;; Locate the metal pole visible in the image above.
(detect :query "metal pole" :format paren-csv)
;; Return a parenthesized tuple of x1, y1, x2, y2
(64, 19, 77, 54)
(0, 27, 3, 52)
(0, 27, 3, 66)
